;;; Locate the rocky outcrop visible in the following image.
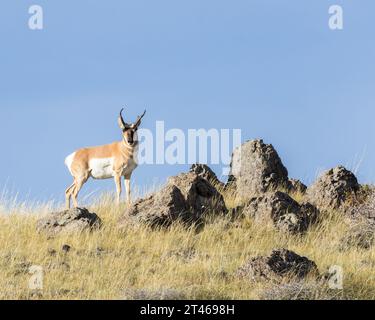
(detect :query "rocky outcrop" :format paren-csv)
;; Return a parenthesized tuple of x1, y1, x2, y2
(347, 188, 375, 223)
(120, 171, 228, 228)
(36, 208, 101, 236)
(168, 172, 228, 217)
(190, 163, 224, 189)
(306, 166, 360, 211)
(241, 191, 319, 233)
(339, 222, 375, 251)
(288, 179, 307, 194)
(236, 249, 318, 281)
(119, 184, 191, 228)
(227, 139, 289, 200)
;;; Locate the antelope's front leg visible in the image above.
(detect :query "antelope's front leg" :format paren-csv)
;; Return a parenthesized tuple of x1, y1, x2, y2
(114, 174, 122, 204)
(124, 174, 131, 205)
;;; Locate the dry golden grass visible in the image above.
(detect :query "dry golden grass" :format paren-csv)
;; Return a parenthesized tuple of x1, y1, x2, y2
(0, 187, 374, 300)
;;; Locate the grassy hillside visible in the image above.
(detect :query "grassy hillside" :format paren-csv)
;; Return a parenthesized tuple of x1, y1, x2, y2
(0, 188, 374, 300)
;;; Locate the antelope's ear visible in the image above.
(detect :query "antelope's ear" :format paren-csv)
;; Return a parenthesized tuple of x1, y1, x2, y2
(118, 117, 126, 130)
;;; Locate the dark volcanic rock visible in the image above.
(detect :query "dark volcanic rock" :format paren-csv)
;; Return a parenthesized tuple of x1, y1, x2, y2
(288, 179, 307, 194)
(339, 222, 375, 251)
(36, 208, 101, 235)
(168, 172, 228, 216)
(306, 166, 359, 211)
(242, 191, 319, 233)
(62, 244, 71, 253)
(190, 163, 224, 189)
(119, 184, 191, 228)
(120, 172, 228, 228)
(347, 188, 375, 223)
(236, 249, 319, 281)
(227, 139, 289, 200)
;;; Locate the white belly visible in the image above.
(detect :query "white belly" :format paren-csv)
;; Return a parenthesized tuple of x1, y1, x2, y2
(89, 158, 115, 179)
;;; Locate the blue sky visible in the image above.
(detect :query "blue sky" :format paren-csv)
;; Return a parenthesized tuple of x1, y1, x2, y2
(0, 0, 374, 203)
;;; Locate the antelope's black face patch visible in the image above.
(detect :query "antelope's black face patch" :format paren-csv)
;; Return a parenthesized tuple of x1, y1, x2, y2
(123, 128, 136, 145)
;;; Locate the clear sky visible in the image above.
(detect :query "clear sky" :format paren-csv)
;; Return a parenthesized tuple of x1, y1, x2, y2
(0, 0, 374, 203)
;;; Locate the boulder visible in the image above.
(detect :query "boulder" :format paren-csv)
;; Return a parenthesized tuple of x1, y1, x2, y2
(347, 188, 375, 223)
(288, 179, 307, 194)
(236, 248, 319, 281)
(119, 184, 191, 228)
(306, 166, 360, 211)
(120, 172, 228, 228)
(190, 163, 225, 189)
(339, 222, 375, 251)
(242, 191, 319, 233)
(227, 139, 289, 200)
(168, 172, 228, 216)
(36, 208, 101, 235)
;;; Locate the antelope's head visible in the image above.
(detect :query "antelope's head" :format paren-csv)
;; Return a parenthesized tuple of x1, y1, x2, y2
(118, 108, 146, 147)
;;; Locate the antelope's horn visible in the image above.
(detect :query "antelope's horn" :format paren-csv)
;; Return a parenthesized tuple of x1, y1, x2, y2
(134, 110, 146, 128)
(118, 108, 127, 130)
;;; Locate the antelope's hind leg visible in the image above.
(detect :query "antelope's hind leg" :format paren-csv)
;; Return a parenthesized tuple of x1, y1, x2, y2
(65, 182, 76, 209)
(72, 174, 89, 208)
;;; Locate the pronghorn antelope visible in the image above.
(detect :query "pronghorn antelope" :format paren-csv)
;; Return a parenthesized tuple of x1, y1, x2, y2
(64, 108, 146, 209)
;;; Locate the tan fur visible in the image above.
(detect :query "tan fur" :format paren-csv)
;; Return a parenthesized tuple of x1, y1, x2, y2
(65, 109, 145, 209)
(70, 142, 134, 175)
(65, 140, 137, 209)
